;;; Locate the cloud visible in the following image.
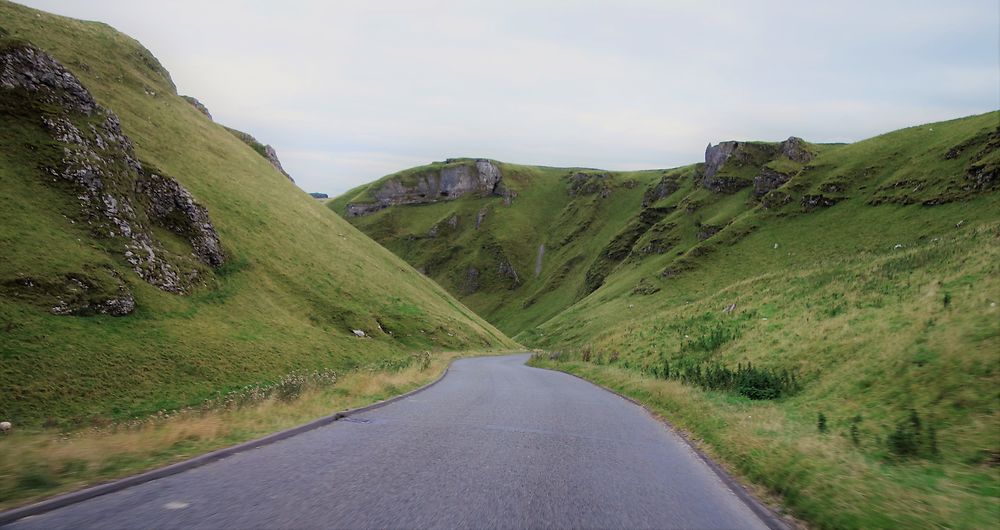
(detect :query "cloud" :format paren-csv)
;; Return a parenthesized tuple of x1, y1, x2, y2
(19, 0, 1000, 194)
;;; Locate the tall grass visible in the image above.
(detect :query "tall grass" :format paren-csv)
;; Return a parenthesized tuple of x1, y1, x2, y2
(0, 350, 490, 510)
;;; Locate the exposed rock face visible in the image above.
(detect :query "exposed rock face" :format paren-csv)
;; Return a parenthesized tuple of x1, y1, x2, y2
(704, 142, 740, 179)
(498, 259, 520, 287)
(705, 137, 811, 174)
(1, 41, 225, 302)
(703, 137, 811, 194)
(779, 136, 813, 163)
(475, 207, 488, 230)
(346, 202, 385, 217)
(498, 185, 518, 206)
(1, 44, 96, 113)
(696, 225, 722, 241)
(761, 190, 792, 209)
(263, 144, 291, 181)
(702, 175, 750, 194)
(347, 159, 504, 217)
(753, 168, 791, 197)
(181, 95, 212, 120)
(964, 129, 999, 191)
(3, 270, 135, 316)
(224, 127, 294, 183)
(643, 174, 680, 207)
(801, 194, 840, 210)
(567, 171, 612, 197)
(139, 172, 226, 267)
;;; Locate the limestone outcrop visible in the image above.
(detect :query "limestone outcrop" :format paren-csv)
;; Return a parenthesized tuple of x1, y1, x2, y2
(702, 137, 814, 195)
(347, 159, 504, 217)
(1, 40, 226, 308)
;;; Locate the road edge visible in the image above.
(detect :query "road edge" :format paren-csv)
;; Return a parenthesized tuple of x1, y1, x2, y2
(529, 361, 795, 530)
(0, 359, 457, 526)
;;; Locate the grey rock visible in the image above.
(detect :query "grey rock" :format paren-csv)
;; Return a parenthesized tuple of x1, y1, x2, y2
(702, 176, 750, 194)
(498, 259, 520, 287)
(778, 136, 813, 163)
(2, 42, 225, 298)
(697, 225, 722, 241)
(263, 144, 293, 182)
(761, 190, 792, 209)
(224, 127, 294, 182)
(347, 159, 503, 217)
(346, 202, 386, 217)
(643, 175, 680, 207)
(752, 168, 791, 197)
(352, 329, 366, 337)
(180, 95, 212, 120)
(0, 44, 97, 115)
(704, 142, 740, 179)
(139, 172, 225, 267)
(567, 171, 612, 197)
(801, 194, 840, 210)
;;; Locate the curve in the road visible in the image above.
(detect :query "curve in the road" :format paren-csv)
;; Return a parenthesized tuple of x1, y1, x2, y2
(7, 354, 778, 530)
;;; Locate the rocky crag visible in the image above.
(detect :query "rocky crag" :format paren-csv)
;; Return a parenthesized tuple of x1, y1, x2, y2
(1, 39, 225, 314)
(346, 158, 508, 217)
(333, 112, 998, 336)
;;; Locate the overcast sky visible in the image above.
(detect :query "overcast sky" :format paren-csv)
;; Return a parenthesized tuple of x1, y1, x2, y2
(19, 0, 1000, 195)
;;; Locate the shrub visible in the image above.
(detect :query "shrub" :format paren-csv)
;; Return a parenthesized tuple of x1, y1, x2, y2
(887, 410, 937, 459)
(850, 415, 862, 446)
(818, 412, 828, 433)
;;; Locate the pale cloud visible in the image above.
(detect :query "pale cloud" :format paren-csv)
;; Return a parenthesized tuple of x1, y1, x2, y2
(17, 0, 1000, 195)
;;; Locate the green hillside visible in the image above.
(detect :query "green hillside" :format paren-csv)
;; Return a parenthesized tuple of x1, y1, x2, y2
(0, 0, 515, 427)
(333, 112, 1000, 526)
(330, 160, 670, 335)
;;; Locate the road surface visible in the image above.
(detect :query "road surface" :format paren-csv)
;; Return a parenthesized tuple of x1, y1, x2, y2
(10, 354, 773, 529)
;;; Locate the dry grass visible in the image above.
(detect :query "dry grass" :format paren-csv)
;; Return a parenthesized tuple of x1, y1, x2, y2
(0, 350, 514, 510)
(532, 359, 1000, 529)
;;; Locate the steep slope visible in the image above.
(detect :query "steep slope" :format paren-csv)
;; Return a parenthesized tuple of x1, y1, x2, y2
(0, 1, 515, 427)
(334, 112, 999, 526)
(330, 159, 669, 335)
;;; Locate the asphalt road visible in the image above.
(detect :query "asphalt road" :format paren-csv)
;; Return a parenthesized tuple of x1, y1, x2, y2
(10, 354, 773, 529)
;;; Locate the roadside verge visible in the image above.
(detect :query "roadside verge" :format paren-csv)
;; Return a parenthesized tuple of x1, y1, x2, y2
(0, 356, 461, 526)
(528, 357, 796, 530)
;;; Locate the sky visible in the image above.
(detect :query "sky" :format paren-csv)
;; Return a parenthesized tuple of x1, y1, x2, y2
(17, 0, 1000, 195)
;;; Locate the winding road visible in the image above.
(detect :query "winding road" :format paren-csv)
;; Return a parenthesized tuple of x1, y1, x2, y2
(9, 354, 775, 529)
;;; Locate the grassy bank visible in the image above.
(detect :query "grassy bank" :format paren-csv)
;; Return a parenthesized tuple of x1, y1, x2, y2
(0, 0, 517, 429)
(529, 350, 998, 530)
(0, 349, 515, 510)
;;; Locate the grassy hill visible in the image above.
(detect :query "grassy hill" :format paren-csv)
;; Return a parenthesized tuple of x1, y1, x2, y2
(0, 0, 516, 428)
(330, 161, 670, 335)
(333, 112, 999, 527)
